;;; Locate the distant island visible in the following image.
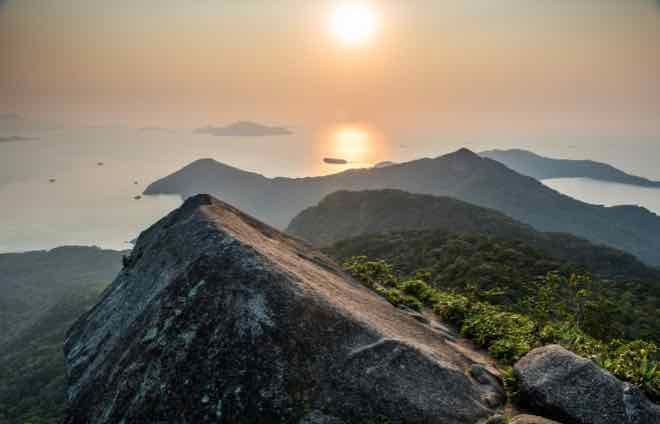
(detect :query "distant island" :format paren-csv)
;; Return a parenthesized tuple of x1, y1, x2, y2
(0, 113, 22, 121)
(323, 157, 348, 165)
(0, 135, 39, 143)
(136, 126, 173, 132)
(194, 121, 292, 137)
(480, 149, 660, 188)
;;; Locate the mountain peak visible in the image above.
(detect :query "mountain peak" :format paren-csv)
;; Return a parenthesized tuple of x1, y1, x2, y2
(63, 195, 503, 423)
(446, 147, 481, 161)
(456, 147, 476, 155)
(179, 192, 215, 209)
(185, 157, 232, 170)
(189, 157, 219, 165)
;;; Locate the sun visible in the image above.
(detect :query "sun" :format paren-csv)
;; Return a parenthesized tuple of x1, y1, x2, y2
(330, 3, 378, 45)
(334, 127, 370, 158)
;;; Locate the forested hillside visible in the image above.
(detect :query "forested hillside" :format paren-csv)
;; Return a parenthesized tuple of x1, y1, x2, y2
(0, 247, 122, 423)
(327, 230, 660, 342)
(288, 189, 660, 283)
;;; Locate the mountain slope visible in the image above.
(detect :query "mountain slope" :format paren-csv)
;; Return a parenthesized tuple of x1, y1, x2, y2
(63, 194, 505, 424)
(287, 189, 535, 247)
(145, 149, 660, 266)
(480, 149, 660, 187)
(0, 283, 106, 424)
(0, 246, 123, 424)
(286, 189, 660, 283)
(0, 246, 124, 347)
(326, 230, 660, 342)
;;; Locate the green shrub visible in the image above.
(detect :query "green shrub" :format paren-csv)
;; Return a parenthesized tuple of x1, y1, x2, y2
(375, 287, 423, 311)
(344, 256, 396, 288)
(539, 322, 605, 359)
(460, 302, 536, 363)
(500, 366, 519, 401)
(431, 291, 470, 323)
(398, 279, 435, 305)
(601, 340, 659, 401)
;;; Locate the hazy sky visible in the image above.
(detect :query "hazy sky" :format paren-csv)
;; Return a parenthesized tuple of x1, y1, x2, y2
(1, 0, 660, 252)
(1, 0, 660, 138)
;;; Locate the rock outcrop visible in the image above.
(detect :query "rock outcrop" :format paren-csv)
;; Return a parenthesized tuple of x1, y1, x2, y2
(63, 194, 504, 423)
(514, 345, 660, 424)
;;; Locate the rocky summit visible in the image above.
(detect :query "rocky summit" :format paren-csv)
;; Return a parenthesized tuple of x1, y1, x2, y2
(62, 194, 505, 423)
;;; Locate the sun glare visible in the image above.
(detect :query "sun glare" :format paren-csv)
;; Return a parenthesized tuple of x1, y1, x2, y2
(333, 126, 370, 159)
(330, 3, 378, 45)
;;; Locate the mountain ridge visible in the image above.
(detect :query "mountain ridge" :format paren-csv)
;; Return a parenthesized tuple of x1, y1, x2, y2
(144, 148, 660, 266)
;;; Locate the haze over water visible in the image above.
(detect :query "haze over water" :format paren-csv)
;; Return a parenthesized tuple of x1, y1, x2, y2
(544, 178, 660, 216)
(1, 125, 659, 253)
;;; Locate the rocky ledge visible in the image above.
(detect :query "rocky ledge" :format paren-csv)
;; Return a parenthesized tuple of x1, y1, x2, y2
(62, 194, 505, 423)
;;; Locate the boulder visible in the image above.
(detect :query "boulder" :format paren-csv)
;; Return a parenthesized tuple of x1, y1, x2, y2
(62, 194, 504, 423)
(514, 345, 660, 424)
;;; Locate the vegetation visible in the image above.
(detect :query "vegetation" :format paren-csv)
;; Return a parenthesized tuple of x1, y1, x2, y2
(343, 256, 660, 401)
(0, 246, 123, 345)
(0, 247, 121, 424)
(329, 230, 660, 343)
(0, 283, 107, 424)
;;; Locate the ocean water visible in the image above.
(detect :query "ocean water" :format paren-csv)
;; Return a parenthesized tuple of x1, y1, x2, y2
(0, 126, 347, 253)
(0, 171, 180, 253)
(543, 178, 660, 216)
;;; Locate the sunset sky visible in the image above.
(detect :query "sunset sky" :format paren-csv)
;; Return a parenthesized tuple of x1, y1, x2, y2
(1, 0, 659, 139)
(1, 0, 660, 252)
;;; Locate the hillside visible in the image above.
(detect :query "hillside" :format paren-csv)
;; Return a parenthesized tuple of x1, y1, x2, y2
(327, 230, 660, 342)
(144, 148, 660, 266)
(0, 284, 106, 424)
(0, 246, 124, 347)
(0, 246, 122, 424)
(287, 189, 660, 283)
(481, 149, 660, 187)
